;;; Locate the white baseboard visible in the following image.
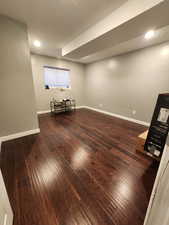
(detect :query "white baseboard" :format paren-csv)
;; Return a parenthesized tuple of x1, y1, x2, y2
(83, 106, 150, 127)
(0, 106, 149, 144)
(0, 128, 40, 142)
(37, 105, 149, 127)
(76, 106, 86, 109)
(37, 110, 50, 115)
(37, 106, 85, 115)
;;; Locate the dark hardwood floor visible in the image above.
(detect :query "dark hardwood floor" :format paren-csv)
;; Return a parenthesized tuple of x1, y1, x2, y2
(1, 109, 158, 225)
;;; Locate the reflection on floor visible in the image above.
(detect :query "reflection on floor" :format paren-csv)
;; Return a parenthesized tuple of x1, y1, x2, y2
(1, 109, 158, 225)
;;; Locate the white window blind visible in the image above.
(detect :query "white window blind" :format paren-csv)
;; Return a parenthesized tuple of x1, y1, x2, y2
(44, 66, 70, 89)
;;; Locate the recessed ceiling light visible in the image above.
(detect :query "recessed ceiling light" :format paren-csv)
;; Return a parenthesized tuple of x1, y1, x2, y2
(108, 60, 118, 69)
(144, 30, 155, 40)
(34, 40, 41, 47)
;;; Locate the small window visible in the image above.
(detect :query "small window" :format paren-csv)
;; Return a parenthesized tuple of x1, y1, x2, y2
(44, 66, 70, 89)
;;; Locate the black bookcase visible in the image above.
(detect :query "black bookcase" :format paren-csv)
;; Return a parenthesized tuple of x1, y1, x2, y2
(144, 93, 169, 158)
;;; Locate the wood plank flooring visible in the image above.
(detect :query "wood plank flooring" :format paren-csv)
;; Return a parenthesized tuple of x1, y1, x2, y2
(1, 109, 158, 225)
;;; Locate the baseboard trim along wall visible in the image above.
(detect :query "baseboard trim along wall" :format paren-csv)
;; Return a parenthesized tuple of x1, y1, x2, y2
(0, 128, 40, 142)
(0, 106, 149, 143)
(37, 106, 85, 115)
(37, 106, 150, 127)
(76, 106, 86, 109)
(37, 110, 51, 115)
(84, 106, 150, 127)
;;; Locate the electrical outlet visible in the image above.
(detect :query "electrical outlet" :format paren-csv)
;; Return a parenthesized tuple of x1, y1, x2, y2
(99, 104, 103, 108)
(132, 110, 136, 115)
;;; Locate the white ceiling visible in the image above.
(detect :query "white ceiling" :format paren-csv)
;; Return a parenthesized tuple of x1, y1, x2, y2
(0, 0, 127, 56)
(80, 26, 169, 63)
(0, 0, 169, 63)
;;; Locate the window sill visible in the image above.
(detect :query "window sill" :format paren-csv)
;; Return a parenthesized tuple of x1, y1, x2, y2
(45, 87, 71, 90)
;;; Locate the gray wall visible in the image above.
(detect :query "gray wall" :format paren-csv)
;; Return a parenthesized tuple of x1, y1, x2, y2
(31, 54, 85, 112)
(0, 15, 39, 137)
(85, 42, 169, 123)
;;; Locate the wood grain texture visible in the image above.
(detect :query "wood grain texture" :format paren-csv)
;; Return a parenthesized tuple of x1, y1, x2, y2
(0, 109, 158, 225)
